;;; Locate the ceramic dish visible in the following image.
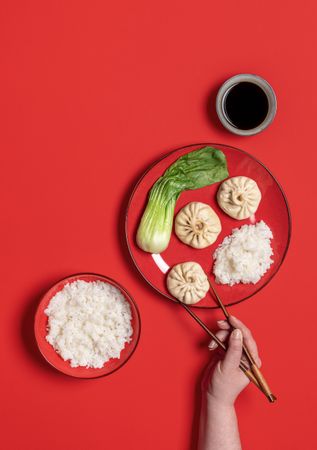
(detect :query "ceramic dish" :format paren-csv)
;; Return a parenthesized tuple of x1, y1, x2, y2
(125, 143, 291, 308)
(34, 273, 141, 378)
(216, 74, 277, 136)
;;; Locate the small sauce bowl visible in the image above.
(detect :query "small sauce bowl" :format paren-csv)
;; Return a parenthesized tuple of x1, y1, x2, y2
(216, 74, 277, 136)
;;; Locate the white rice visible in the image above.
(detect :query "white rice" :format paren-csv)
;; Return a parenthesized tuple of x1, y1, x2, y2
(45, 280, 133, 368)
(213, 221, 274, 286)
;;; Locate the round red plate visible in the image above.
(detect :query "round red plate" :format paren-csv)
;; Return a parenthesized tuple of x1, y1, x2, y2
(126, 143, 291, 308)
(34, 273, 141, 378)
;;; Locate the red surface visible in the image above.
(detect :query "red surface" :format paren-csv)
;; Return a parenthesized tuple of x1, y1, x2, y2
(0, 1, 316, 449)
(34, 273, 140, 378)
(126, 143, 290, 307)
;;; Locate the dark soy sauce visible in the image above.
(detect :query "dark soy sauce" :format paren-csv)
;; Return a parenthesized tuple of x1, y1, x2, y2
(224, 82, 269, 130)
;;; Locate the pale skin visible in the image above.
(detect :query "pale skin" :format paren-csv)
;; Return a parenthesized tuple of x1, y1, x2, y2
(198, 316, 262, 450)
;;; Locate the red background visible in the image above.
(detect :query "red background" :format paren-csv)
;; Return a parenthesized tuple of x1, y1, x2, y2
(0, 1, 316, 449)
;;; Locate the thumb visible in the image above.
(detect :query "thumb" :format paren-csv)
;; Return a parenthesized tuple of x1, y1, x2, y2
(221, 328, 243, 373)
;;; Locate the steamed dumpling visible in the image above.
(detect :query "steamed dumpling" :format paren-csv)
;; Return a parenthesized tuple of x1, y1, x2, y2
(175, 202, 221, 249)
(166, 262, 209, 304)
(217, 176, 261, 220)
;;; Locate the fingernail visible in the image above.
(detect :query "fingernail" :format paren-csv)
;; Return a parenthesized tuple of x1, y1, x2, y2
(217, 320, 227, 324)
(208, 341, 217, 350)
(232, 328, 242, 340)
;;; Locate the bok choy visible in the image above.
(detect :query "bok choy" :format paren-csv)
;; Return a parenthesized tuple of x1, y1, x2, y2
(136, 146, 229, 253)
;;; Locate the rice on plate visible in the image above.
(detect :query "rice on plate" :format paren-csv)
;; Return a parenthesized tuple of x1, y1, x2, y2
(213, 220, 274, 286)
(45, 280, 133, 368)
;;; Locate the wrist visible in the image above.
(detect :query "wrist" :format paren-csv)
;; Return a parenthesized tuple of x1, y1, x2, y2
(206, 391, 236, 410)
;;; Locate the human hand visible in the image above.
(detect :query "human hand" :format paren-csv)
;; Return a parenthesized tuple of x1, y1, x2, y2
(204, 316, 261, 407)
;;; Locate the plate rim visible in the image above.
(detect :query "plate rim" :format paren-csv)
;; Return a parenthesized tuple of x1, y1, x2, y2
(125, 142, 292, 309)
(34, 272, 142, 378)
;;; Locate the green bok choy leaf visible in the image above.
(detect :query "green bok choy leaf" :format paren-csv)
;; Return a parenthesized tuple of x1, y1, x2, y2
(136, 146, 229, 253)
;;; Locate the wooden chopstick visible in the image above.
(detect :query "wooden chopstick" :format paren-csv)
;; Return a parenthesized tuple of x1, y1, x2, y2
(208, 281, 276, 403)
(178, 302, 264, 392)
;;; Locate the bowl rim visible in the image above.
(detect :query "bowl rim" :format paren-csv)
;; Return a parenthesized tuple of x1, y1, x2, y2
(125, 142, 292, 309)
(34, 272, 141, 379)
